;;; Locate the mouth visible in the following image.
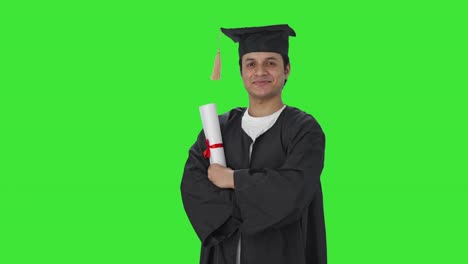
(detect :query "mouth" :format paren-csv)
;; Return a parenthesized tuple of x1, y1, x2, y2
(252, 80, 272, 86)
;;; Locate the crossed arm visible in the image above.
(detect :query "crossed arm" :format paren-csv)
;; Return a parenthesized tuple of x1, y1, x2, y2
(207, 163, 235, 189)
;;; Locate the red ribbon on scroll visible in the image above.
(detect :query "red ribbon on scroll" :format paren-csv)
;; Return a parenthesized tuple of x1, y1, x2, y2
(203, 139, 224, 159)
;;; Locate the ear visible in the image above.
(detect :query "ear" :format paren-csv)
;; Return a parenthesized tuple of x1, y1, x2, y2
(284, 63, 291, 78)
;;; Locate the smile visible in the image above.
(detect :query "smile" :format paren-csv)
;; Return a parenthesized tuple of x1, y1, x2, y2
(253, 80, 272, 85)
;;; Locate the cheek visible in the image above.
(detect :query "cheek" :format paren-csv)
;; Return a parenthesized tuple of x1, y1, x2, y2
(241, 71, 251, 81)
(241, 74, 250, 86)
(273, 70, 285, 80)
(241, 72, 247, 81)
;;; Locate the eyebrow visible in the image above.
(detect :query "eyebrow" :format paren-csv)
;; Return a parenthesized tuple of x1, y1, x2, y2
(244, 57, 278, 62)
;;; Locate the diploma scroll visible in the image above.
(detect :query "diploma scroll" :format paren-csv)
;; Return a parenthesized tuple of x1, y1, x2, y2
(199, 103, 226, 166)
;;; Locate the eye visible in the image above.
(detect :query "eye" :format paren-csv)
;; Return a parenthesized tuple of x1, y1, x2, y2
(267, 61, 276, 66)
(246, 62, 255, 68)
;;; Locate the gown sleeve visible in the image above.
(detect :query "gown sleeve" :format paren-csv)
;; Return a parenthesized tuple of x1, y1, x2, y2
(181, 130, 242, 247)
(233, 121, 325, 235)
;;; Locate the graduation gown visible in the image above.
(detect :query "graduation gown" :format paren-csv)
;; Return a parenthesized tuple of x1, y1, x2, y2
(181, 106, 326, 264)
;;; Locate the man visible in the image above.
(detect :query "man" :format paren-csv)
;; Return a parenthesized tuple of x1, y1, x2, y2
(181, 24, 326, 264)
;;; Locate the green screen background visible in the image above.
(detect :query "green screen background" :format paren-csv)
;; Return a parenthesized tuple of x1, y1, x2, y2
(1, 0, 467, 263)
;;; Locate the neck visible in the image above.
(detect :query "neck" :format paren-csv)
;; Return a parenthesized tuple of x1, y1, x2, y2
(248, 96, 284, 117)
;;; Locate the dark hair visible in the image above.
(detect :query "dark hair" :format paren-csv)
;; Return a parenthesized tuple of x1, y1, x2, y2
(239, 54, 290, 86)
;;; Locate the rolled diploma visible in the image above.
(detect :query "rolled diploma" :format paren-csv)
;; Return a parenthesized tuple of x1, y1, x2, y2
(199, 103, 226, 166)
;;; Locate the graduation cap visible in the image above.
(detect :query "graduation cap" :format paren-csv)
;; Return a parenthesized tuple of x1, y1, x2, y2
(211, 24, 296, 80)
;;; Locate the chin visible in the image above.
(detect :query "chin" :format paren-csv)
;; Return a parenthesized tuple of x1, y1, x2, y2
(249, 91, 277, 101)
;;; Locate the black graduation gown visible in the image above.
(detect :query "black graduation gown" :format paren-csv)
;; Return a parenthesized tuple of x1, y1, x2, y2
(181, 106, 326, 264)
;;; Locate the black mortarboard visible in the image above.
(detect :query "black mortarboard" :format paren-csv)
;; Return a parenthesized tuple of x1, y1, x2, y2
(221, 24, 296, 58)
(210, 24, 296, 80)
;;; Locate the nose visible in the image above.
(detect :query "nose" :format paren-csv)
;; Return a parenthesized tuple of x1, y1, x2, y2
(255, 64, 267, 76)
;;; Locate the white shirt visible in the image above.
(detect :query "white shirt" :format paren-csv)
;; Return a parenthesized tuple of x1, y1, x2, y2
(236, 104, 287, 264)
(242, 105, 287, 156)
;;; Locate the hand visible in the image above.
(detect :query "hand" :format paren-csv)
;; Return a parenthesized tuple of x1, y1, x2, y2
(208, 163, 235, 189)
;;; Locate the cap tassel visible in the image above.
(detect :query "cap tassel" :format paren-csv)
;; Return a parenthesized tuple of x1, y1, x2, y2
(210, 48, 221, 80)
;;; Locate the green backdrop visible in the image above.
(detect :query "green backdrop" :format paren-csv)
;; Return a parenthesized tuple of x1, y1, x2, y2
(1, 0, 467, 263)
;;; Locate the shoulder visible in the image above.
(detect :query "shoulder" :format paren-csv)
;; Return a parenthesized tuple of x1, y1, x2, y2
(280, 106, 325, 148)
(282, 106, 323, 133)
(219, 107, 246, 127)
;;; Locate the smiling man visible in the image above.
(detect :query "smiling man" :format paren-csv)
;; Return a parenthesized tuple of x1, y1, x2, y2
(181, 24, 327, 264)
(242, 52, 287, 105)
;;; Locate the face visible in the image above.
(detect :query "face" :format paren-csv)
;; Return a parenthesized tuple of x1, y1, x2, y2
(241, 52, 290, 101)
